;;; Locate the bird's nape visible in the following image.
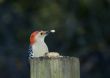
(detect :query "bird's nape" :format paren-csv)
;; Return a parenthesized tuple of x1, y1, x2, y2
(30, 31, 39, 45)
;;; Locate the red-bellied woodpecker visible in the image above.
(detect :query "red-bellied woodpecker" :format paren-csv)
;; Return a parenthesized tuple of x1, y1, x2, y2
(29, 30, 60, 58)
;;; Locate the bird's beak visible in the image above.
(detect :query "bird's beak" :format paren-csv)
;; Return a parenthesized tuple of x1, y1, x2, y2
(41, 30, 55, 35)
(40, 31, 48, 35)
(45, 31, 49, 35)
(46, 30, 55, 34)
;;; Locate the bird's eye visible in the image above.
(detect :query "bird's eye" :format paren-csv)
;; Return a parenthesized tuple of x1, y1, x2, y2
(40, 32, 43, 35)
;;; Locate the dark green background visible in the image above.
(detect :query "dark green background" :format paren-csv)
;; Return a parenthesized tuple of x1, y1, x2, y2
(0, 0, 110, 78)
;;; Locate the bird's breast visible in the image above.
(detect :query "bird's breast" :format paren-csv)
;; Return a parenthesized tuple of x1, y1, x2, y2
(32, 42, 49, 57)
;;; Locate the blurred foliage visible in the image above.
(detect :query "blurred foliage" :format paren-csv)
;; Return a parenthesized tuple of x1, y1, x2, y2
(0, 0, 110, 78)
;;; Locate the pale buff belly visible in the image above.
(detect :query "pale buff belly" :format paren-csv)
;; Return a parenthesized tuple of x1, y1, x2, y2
(32, 42, 49, 57)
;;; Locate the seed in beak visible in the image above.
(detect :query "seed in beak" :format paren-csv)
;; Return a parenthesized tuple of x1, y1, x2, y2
(50, 30, 55, 33)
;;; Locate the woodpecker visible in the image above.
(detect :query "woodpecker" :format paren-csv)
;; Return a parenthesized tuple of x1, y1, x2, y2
(29, 30, 60, 58)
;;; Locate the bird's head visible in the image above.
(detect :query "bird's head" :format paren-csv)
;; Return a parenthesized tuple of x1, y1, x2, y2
(30, 30, 48, 45)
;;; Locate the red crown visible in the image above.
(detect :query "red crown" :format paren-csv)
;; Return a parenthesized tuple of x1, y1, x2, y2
(30, 31, 39, 45)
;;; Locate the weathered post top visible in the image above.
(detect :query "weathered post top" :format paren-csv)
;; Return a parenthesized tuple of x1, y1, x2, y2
(30, 56, 80, 78)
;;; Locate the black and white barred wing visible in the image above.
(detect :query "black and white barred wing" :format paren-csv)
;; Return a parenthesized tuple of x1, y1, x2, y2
(28, 46, 33, 58)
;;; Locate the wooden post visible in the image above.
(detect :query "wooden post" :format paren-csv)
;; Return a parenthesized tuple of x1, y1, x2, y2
(30, 57, 80, 78)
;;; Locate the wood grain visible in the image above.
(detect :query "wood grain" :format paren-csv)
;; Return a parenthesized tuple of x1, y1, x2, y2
(30, 57, 80, 78)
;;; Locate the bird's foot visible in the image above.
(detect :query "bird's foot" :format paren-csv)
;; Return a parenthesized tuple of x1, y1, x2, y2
(45, 52, 62, 58)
